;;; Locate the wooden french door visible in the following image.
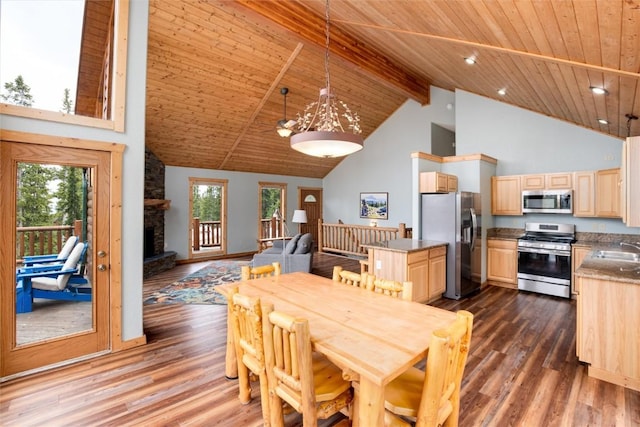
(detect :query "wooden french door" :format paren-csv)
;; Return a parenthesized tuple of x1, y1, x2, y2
(299, 187, 322, 246)
(0, 142, 110, 377)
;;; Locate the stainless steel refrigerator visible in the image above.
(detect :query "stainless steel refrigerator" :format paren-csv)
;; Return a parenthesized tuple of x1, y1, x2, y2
(421, 192, 480, 299)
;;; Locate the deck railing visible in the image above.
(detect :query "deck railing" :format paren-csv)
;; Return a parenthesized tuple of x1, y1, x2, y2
(317, 219, 408, 258)
(192, 218, 223, 251)
(16, 220, 83, 262)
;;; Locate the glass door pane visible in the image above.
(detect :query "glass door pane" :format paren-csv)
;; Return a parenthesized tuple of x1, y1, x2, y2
(15, 162, 92, 346)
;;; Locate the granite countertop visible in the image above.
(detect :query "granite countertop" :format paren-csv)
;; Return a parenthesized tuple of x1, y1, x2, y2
(576, 245, 640, 284)
(360, 238, 447, 253)
(487, 228, 522, 240)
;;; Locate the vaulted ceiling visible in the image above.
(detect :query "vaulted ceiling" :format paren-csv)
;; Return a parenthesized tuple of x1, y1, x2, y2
(145, 0, 640, 179)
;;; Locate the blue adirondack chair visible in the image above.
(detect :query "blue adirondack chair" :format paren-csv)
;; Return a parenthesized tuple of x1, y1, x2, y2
(16, 242, 90, 313)
(22, 235, 79, 267)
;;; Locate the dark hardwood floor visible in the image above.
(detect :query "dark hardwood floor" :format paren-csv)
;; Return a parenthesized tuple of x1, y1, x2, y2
(1, 253, 638, 426)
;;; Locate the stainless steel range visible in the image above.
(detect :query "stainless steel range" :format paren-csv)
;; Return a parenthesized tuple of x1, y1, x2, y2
(517, 222, 575, 298)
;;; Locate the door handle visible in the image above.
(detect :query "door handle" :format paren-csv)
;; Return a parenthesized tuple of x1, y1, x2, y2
(98, 250, 106, 258)
(98, 264, 107, 271)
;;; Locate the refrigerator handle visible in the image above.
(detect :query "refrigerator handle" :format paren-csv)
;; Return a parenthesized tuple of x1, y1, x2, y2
(469, 207, 478, 252)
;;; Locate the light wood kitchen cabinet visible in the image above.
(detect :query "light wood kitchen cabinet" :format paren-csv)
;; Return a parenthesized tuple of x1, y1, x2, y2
(521, 173, 572, 190)
(571, 244, 591, 295)
(419, 171, 458, 193)
(487, 238, 518, 288)
(407, 249, 430, 302)
(427, 245, 447, 297)
(576, 275, 640, 391)
(622, 136, 640, 226)
(546, 173, 572, 189)
(521, 174, 545, 190)
(595, 168, 621, 218)
(491, 175, 522, 215)
(573, 171, 596, 217)
(364, 239, 448, 303)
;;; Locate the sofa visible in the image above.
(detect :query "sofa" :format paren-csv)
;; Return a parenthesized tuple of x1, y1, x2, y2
(252, 233, 313, 274)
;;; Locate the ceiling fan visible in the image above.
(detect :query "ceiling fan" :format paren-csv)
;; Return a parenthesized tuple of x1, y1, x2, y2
(276, 87, 297, 137)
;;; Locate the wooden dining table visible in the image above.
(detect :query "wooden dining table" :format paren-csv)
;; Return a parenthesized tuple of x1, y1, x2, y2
(217, 272, 457, 426)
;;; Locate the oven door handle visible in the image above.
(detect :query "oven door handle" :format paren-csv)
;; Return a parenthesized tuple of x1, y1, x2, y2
(517, 246, 570, 257)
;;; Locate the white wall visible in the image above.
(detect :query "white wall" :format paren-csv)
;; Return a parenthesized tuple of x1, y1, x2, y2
(324, 86, 639, 236)
(455, 90, 637, 235)
(455, 89, 623, 174)
(0, 0, 150, 341)
(323, 87, 455, 227)
(165, 166, 321, 260)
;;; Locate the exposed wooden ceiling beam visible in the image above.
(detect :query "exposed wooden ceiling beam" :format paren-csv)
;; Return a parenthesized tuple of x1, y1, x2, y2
(218, 42, 305, 170)
(236, 0, 431, 105)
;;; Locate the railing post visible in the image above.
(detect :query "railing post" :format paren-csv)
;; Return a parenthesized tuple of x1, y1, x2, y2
(193, 218, 200, 251)
(270, 217, 277, 239)
(317, 218, 324, 253)
(74, 220, 83, 240)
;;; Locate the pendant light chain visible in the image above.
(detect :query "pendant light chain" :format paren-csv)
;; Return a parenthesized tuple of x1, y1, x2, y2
(324, 0, 331, 93)
(289, 0, 364, 158)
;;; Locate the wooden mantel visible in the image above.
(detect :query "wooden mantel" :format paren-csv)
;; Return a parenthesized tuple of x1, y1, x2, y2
(144, 199, 171, 210)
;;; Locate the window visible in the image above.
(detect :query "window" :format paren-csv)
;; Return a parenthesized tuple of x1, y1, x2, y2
(0, 0, 128, 131)
(258, 182, 287, 249)
(189, 178, 227, 259)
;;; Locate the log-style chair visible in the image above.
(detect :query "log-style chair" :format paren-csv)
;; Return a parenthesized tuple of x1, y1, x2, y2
(383, 310, 474, 427)
(372, 278, 413, 301)
(262, 304, 353, 427)
(241, 262, 281, 281)
(332, 265, 370, 289)
(228, 286, 272, 426)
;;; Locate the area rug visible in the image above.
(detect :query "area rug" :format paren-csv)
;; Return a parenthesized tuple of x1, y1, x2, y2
(144, 260, 250, 305)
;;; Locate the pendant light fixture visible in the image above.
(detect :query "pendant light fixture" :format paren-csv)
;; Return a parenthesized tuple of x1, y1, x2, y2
(290, 0, 363, 158)
(276, 87, 295, 137)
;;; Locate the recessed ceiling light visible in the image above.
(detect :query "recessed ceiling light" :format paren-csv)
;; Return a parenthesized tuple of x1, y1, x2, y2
(590, 86, 608, 95)
(464, 57, 476, 65)
(597, 118, 609, 125)
(497, 88, 507, 96)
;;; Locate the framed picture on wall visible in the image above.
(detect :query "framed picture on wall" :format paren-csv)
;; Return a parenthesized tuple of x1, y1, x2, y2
(359, 192, 388, 219)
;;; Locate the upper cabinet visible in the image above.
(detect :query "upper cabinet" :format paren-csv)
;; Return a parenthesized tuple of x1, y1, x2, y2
(622, 136, 640, 227)
(521, 173, 572, 190)
(573, 168, 621, 218)
(594, 168, 621, 218)
(419, 172, 458, 193)
(493, 170, 622, 219)
(491, 175, 522, 215)
(573, 171, 596, 217)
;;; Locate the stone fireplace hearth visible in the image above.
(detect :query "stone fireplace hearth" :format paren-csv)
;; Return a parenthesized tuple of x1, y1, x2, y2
(144, 149, 176, 278)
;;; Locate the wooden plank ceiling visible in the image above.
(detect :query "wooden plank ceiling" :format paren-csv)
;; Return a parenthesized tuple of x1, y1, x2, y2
(145, 0, 640, 179)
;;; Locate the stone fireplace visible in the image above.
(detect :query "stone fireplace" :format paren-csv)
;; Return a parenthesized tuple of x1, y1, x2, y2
(144, 148, 176, 278)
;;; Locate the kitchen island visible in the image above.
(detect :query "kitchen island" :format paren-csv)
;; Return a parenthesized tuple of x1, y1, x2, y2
(361, 238, 447, 303)
(575, 248, 640, 392)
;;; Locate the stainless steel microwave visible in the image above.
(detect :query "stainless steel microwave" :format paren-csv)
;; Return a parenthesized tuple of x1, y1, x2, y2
(522, 190, 573, 214)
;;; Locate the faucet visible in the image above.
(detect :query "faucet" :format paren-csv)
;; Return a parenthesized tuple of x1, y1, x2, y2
(620, 241, 640, 252)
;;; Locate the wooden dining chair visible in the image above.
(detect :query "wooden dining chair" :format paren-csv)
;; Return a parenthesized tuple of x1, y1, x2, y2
(383, 310, 474, 427)
(228, 286, 272, 426)
(262, 304, 353, 427)
(241, 262, 281, 281)
(332, 265, 369, 289)
(372, 278, 413, 301)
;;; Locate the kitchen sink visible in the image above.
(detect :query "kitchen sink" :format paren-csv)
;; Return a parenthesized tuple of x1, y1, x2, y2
(593, 250, 640, 262)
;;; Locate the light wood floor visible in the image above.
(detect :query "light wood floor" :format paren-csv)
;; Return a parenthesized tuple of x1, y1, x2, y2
(1, 253, 638, 426)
